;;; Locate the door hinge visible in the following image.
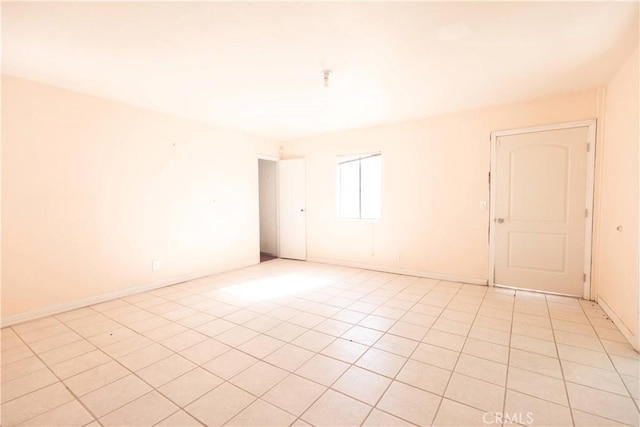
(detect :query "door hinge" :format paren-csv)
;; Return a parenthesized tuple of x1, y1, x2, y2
(488, 172, 491, 185)
(587, 143, 590, 152)
(583, 273, 586, 282)
(585, 208, 589, 218)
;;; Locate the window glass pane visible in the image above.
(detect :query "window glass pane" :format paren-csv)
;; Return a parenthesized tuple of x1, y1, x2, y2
(338, 160, 360, 218)
(360, 155, 381, 219)
(337, 152, 381, 220)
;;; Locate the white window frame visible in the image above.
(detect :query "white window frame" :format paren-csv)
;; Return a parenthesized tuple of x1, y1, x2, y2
(336, 152, 382, 220)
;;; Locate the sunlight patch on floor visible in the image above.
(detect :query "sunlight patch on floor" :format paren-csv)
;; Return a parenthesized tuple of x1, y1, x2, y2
(220, 274, 331, 301)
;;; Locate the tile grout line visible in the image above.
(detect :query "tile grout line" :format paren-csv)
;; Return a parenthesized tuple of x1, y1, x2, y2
(349, 277, 446, 426)
(193, 268, 405, 425)
(500, 289, 517, 424)
(2, 262, 370, 424)
(546, 295, 580, 427)
(7, 328, 105, 427)
(295, 275, 422, 426)
(506, 296, 639, 426)
(3, 292, 624, 424)
(268, 269, 412, 425)
(309, 280, 501, 425)
(47, 301, 231, 425)
(545, 296, 580, 426)
(577, 299, 640, 415)
(6, 270, 323, 425)
(3, 261, 638, 427)
(85, 263, 344, 426)
(430, 282, 496, 424)
(287, 275, 432, 424)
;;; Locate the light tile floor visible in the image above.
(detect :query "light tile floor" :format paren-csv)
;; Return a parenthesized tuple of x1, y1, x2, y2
(1, 260, 639, 426)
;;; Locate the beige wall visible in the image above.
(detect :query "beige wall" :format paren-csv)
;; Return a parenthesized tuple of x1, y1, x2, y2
(593, 48, 639, 340)
(283, 90, 598, 283)
(6, 68, 635, 338)
(2, 75, 278, 321)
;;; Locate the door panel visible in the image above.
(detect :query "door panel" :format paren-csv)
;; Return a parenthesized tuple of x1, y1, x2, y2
(278, 158, 306, 260)
(509, 145, 569, 222)
(494, 127, 588, 295)
(508, 232, 567, 272)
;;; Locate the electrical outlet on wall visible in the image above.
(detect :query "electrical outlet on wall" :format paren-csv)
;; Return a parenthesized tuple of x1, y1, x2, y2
(152, 261, 160, 271)
(480, 200, 487, 210)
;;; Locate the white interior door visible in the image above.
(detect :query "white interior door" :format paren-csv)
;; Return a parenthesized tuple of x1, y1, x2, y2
(278, 158, 306, 260)
(493, 125, 591, 296)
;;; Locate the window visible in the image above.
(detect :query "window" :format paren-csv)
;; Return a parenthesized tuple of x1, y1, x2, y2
(337, 152, 381, 219)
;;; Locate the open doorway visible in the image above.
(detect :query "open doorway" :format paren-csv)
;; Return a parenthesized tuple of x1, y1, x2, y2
(258, 158, 278, 262)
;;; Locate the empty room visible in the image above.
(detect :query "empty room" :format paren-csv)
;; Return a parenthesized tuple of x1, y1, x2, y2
(1, 1, 639, 426)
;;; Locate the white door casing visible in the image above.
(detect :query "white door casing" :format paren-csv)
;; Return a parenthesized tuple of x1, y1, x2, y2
(489, 121, 596, 298)
(278, 158, 307, 260)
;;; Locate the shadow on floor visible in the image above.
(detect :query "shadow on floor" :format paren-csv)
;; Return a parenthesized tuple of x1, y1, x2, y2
(260, 253, 277, 262)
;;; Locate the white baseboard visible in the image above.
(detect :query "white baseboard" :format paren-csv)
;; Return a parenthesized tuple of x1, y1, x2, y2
(307, 257, 488, 286)
(0, 260, 258, 328)
(597, 296, 638, 351)
(2, 257, 487, 327)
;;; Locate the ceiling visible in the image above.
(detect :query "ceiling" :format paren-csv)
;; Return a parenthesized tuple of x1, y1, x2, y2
(2, 2, 638, 140)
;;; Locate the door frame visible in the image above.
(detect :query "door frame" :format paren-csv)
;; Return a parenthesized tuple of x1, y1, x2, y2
(258, 154, 280, 258)
(488, 120, 597, 299)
